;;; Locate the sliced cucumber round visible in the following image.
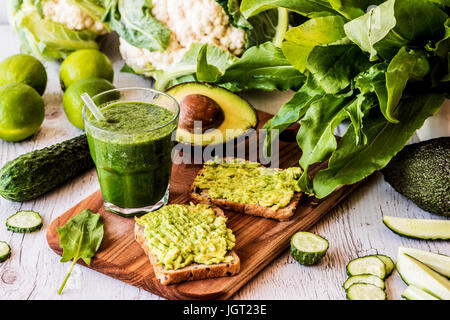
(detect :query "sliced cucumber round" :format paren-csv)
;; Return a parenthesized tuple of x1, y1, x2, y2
(346, 283, 386, 300)
(290, 231, 328, 265)
(383, 216, 450, 240)
(343, 274, 385, 290)
(375, 254, 394, 277)
(346, 255, 386, 279)
(6, 210, 43, 233)
(0, 241, 11, 263)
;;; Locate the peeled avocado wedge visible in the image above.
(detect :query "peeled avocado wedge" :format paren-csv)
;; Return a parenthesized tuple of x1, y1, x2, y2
(383, 216, 450, 240)
(166, 82, 258, 146)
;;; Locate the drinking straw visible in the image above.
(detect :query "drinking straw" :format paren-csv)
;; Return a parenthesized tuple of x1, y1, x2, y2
(81, 92, 107, 122)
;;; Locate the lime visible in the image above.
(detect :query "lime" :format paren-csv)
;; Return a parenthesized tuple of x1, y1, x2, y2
(0, 54, 47, 95)
(0, 83, 45, 142)
(63, 78, 115, 129)
(59, 49, 114, 90)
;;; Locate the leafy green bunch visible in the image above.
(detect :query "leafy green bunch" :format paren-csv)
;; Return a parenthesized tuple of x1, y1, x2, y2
(253, 0, 450, 198)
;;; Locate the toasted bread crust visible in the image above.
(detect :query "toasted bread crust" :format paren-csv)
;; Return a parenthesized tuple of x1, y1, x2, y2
(189, 159, 303, 221)
(135, 207, 240, 285)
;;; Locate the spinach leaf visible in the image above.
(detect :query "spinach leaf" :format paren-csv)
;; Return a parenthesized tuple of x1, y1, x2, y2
(306, 44, 370, 94)
(56, 209, 104, 294)
(196, 44, 239, 83)
(154, 43, 237, 90)
(155, 42, 304, 92)
(108, 0, 170, 52)
(296, 92, 353, 193)
(240, 0, 337, 18)
(313, 93, 445, 198)
(328, 0, 386, 20)
(281, 15, 348, 73)
(392, 0, 447, 43)
(343, 0, 405, 61)
(218, 41, 305, 92)
(383, 47, 418, 122)
(344, 0, 448, 61)
(263, 74, 323, 135)
(344, 93, 375, 145)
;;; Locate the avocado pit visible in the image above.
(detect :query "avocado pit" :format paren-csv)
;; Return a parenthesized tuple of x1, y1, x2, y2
(179, 94, 224, 133)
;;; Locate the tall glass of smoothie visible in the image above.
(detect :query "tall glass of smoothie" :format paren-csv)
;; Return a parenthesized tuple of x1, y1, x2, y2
(82, 87, 179, 216)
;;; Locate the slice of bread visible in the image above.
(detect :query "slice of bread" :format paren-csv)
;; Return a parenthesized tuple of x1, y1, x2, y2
(189, 158, 303, 221)
(135, 207, 240, 285)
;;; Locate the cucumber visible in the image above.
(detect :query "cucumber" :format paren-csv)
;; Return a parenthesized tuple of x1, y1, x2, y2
(346, 256, 386, 279)
(343, 274, 385, 290)
(346, 283, 386, 300)
(398, 247, 450, 278)
(6, 210, 43, 233)
(402, 285, 439, 300)
(383, 216, 450, 240)
(375, 254, 394, 277)
(396, 253, 450, 300)
(0, 241, 11, 263)
(290, 231, 329, 265)
(0, 135, 94, 202)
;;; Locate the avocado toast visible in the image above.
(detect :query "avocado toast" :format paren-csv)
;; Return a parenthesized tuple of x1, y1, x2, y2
(189, 158, 303, 221)
(135, 203, 240, 285)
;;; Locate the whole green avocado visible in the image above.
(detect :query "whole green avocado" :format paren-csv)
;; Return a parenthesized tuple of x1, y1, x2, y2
(382, 137, 449, 216)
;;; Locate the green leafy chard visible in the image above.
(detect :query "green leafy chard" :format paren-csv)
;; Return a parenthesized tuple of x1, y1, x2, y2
(57, 209, 104, 294)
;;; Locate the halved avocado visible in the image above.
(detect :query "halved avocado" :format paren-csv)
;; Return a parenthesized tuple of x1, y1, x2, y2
(166, 82, 258, 146)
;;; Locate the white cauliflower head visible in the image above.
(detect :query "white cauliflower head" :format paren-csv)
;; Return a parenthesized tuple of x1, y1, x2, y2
(42, 0, 108, 34)
(120, 0, 247, 73)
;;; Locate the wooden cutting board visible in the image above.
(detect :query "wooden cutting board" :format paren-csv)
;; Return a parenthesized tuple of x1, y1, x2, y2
(46, 111, 362, 300)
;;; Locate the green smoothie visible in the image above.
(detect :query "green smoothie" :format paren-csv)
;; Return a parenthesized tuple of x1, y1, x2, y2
(85, 101, 177, 210)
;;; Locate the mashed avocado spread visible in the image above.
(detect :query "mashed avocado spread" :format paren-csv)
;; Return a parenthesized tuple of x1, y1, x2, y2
(193, 159, 302, 210)
(135, 204, 235, 270)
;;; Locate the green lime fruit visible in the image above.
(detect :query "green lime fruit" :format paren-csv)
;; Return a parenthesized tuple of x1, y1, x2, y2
(0, 54, 47, 95)
(59, 49, 114, 90)
(63, 78, 115, 129)
(0, 83, 45, 142)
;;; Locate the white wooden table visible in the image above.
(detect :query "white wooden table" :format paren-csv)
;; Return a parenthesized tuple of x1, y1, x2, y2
(0, 11, 448, 300)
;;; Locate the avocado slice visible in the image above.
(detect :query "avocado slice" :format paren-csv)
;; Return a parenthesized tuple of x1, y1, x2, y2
(166, 82, 258, 146)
